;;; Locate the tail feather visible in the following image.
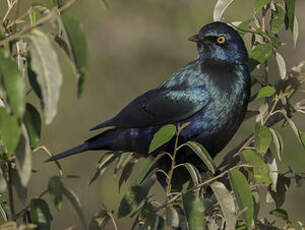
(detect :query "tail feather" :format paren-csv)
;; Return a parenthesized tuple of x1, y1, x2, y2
(45, 143, 89, 162)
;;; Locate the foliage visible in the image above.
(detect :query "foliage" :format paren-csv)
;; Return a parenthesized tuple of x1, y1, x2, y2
(0, 0, 304, 229)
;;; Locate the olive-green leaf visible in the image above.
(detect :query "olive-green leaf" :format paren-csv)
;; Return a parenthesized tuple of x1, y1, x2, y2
(182, 191, 205, 230)
(166, 206, 179, 228)
(24, 103, 41, 149)
(29, 29, 63, 125)
(0, 169, 7, 193)
(100, 0, 110, 10)
(148, 124, 176, 153)
(15, 125, 32, 187)
(275, 52, 287, 79)
(270, 4, 285, 33)
(236, 19, 252, 36)
(270, 208, 289, 221)
(61, 14, 88, 97)
(30, 198, 53, 230)
(213, 0, 234, 21)
(182, 141, 216, 174)
(29, 9, 37, 26)
(12, 169, 27, 204)
(241, 150, 271, 186)
(48, 176, 63, 211)
(299, 130, 305, 149)
(254, 0, 271, 12)
(118, 175, 155, 218)
(63, 186, 87, 230)
(210, 181, 236, 230)
(229, 169, 254, 229)
(255, 86, 276, 100)
(89, 207, 110, 230)
(249, 43, 272, 71)
(269, 128, 284, 161)
(284, 0, 295, 30)
(0, 108, 21, 155)
(255, 124, 272, 154)
(0, 48, 25, 118)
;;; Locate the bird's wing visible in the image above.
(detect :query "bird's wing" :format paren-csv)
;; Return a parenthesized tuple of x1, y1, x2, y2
(91, 85, 210, 130)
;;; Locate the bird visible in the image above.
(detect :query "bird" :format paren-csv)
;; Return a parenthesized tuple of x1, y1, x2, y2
(46, 22, 250, 176)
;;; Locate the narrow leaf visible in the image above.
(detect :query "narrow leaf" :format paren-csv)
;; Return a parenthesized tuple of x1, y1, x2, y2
(270, 4, 285, 33)
(61, 14, 88, 97)
(29, 29, 63, 124)
(254, 0, 271, 12)
(63, 187, 87, 229)
(166, 206, 179, 228)
(182, 141, 216, 174)
(284, 0, 295, 30)
(275, 52, 287, 79)
(255, 124, 272, 154)
(182, 192, 205, 230)
(269, 128, 283, 161)
(0, 168, 7, 193)
(241, 150, 271, 186)
(30, 198, 53, 230)
(265, 151, 278, 192)
(29, 9, 37, 26)
(118, 175, 155, 218)
(15, 125, 32, 187)
(0, 48, 25, 117)
(293, 16, 299, 47)
(299, 130, 305, 149)
(24, 103, 41, 149)
(270, 208, 288, 221)
(229, 169, 254, 229)
(210, 181, 236, 230)
(0, 108, 21, 155)
(255, 86, 276, 100)
(213, 0, 234, 21)
(12, 169, 27, 204)
(148, 124, 176, 153)
(48, 176, 63, 211)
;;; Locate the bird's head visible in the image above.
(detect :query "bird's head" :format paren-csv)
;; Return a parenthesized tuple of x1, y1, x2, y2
(189, 22, 248, 65)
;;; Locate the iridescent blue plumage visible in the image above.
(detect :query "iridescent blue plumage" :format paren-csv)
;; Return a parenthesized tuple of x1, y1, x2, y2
(46, 22, 251, 170)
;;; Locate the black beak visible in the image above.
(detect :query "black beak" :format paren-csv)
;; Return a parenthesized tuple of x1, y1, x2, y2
(188, 34, 200, 42)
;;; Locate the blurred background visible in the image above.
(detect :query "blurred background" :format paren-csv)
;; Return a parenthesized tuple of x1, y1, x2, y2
(24, 0, 305, 229)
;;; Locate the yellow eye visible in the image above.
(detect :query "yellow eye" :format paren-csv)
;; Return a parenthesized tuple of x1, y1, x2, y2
(216, 36, 226, 44)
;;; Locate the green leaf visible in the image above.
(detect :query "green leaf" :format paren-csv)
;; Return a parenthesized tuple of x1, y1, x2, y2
(270, 4, 285, 33)
(61, 14, 88, 97)
(241, 150, 271, 186)
(284, 0, 295, 30)
(254, 0, 271, 12)
(210, 181, 236, 230)
(29, 9, 37, 26)
(182, 192, 204, 230)
(0, 108, 21, 155)
(0, 48, 25, 118)
(148, 124, 176, 153)
(133, 153, 169, 185)
(299, 130, 305, 149)
(182, 141, 216, 174)
(255, 124, 272, 154)
(15, 125, 32, 187)
(180, 163, 201, 187)
(24, 103, 41, 149)
(166, 206, 179, 228)
(249, 43, 272, 71)
(236, 19, 252, 36)
(118, 175, 155, 218)
(63, 187, 87, 229)
(89, 153, 116, 185)
(30, 198, 53, 230)
(270, 208, 289, 221)
(229, 169, 254, 229)
(29, 29, 63, 125)
(213, 0, 234, 21)
(48, 176, 63, 211)
(275, 52, 287, 79)
(255, 86, 276, 100)
(269, 128, 284, 161)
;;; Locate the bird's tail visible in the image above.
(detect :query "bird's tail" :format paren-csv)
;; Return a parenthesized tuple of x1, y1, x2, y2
(45, 143, 90, 162)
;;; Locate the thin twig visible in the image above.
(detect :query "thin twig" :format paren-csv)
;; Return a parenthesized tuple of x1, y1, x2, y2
(7, 162, 15, 220)
(0, 0, 77, 47)
(3, 0, 17, 23)
(33, 145, 64, 176)
(108, 211, 118, 230)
